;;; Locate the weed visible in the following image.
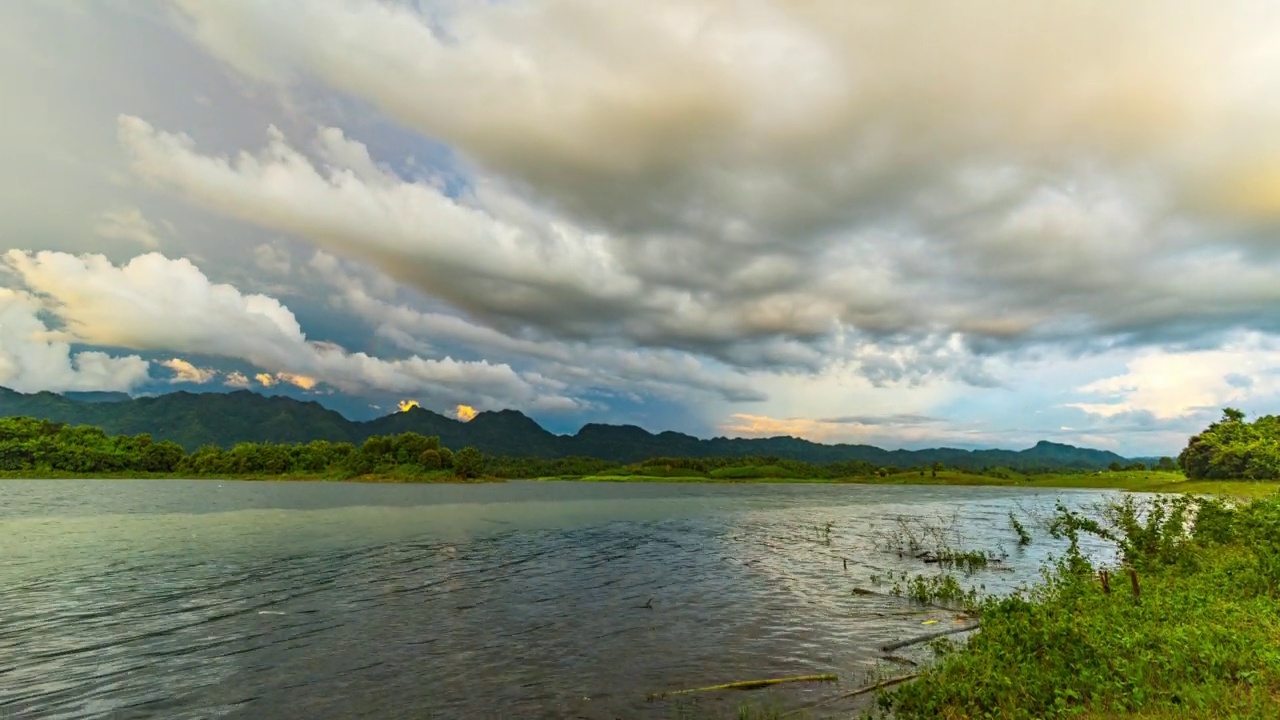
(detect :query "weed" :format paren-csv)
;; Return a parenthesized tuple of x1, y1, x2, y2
(888, 570, 983, 608)
(931, 548, 1002, 572)
(816, 520, 835, 545)
(1008, 511, 1032, 546)
(875, 493, 1280, 719)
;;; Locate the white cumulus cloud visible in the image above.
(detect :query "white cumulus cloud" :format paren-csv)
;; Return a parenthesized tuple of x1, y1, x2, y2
(158, 357, 217, 384)
(0, 287, 151, 393)
(1, 250, 580, 412)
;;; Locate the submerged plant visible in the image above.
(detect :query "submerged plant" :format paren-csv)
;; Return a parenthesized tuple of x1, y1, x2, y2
(931, 548, 1002, 572)
(816, 520, 835, 545)
(889, 570, 983, 608)
(1009, 511, 1032, 546)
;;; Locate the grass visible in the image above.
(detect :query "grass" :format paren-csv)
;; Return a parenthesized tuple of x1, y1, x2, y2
(868, 493, 1280, 720)
(546, 468, 1280, 499)
(546, 474, 858, 484)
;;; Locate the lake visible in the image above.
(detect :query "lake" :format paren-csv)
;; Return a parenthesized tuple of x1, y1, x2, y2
(0, 480, 1121, 719)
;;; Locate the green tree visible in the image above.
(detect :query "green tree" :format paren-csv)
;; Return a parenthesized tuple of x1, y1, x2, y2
(140, 441, 185, 472)
(453, 446, 484, 479)
(418, 448, 442, 470)
(1178, 408, 1280, 480)
(392, 432, 435, 464)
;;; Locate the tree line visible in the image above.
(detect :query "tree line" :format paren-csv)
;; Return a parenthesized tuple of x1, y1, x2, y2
(0, 416, 486, 479)
(1, 414, 1204, 481)
(479, 453, 1127, 480)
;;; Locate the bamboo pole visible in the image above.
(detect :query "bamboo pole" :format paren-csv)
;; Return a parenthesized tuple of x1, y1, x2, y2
(879, 623, 980, 652)
(646, 674, 837, 700)
(780, 673, 921, 717)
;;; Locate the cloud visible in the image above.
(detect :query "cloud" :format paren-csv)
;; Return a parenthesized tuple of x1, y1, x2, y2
(276, 371, 318, 390)
(120, 0, 1280, 392)
(397, 399, 418, 413)
(304, 250, 768, 403)
(819, 414, 941, 427)
(252, 243, 291, 275)
(0, 287, 151, 393)
(93, 208, 164, 248)
(454, 404, 477, 422)
(224, 371, 251, 388)
(110, 115, 1010, 387)
(159, 357, 217, 384)
(1067, 332, 1280, 420)
(720, 413, 999, 448)
(1, 249, 579, 412)
(11, 0, 1280, 455)
(254, 370, 318, 390)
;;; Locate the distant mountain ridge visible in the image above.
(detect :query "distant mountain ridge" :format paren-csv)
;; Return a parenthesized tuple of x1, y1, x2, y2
(0, 387, 1135, 470)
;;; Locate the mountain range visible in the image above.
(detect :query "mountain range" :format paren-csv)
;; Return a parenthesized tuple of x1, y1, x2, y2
(0, 386, 1141, 470)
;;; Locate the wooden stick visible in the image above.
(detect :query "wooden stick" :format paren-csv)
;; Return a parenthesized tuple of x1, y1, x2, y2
(878, 654, 919, 667)
(1127, 566, 1140, 604)
(879, 623, 980, 652)
(780, 673, 920, 717)
(647, 674, 837, 700)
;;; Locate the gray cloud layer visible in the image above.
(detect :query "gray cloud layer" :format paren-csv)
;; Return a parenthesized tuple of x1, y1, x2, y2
(113, 0, 1280, 386)
(7, 1, 1280, 453)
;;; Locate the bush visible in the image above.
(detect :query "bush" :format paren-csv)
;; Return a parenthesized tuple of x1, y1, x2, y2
(418, 448, 442, 470)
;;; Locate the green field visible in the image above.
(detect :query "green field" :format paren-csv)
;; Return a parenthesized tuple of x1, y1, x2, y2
(542, 468, 1280, 499)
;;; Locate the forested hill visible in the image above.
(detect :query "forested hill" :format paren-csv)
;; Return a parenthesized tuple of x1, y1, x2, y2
(0, 386, 1134, 470)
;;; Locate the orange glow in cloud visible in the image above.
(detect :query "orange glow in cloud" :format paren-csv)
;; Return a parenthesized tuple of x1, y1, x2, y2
(253, 371, 319, 390)
(277, 372, 318, 390)
(398, 399, 420, 412)
(720, 413, 836, 440)
(454, 404, 478, 422)
(720, 413, 1001, 447)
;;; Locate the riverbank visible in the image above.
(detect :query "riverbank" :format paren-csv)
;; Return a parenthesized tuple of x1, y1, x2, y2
(6, 468, 1277, 497)
(873, 492, 1280, 719)
(544, 469, 1280, 498)
(0, 469, 503, 483)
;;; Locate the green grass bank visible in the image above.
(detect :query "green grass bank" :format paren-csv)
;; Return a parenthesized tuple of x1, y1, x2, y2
(544, 468, 1280, 499)
(870, 493, 1280, 719)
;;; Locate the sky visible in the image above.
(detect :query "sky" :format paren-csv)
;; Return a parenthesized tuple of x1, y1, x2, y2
(3, 1, 1280, 456)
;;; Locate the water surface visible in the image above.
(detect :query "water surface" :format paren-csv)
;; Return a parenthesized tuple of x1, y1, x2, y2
(0, 480, 1119, 719)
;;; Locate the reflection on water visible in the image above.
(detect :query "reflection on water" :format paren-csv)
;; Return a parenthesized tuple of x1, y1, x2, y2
(0, 480, 1120, 719)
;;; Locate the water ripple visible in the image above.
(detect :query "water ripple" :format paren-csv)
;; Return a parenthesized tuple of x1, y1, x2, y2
(0, 480, 1120, 719)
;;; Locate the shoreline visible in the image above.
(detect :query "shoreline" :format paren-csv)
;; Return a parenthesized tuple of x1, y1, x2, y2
(0, 470, 503, 484)
(874, 491, 1280, 719)
(7, 469, 1278, 497)
(537, 470, 1280, 498)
